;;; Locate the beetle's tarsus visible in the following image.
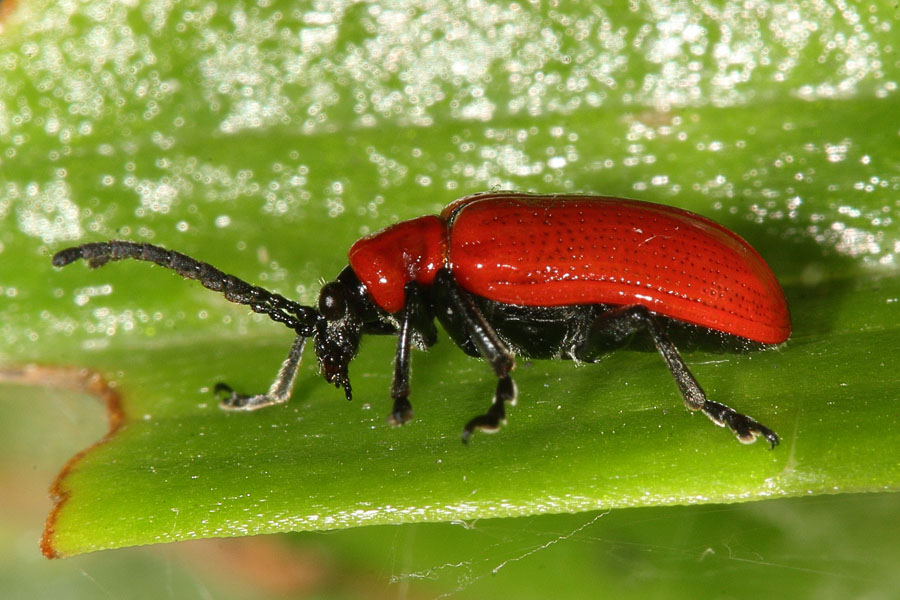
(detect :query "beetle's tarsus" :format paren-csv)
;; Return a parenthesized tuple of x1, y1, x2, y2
(215, 382, 284, 411)
(702, 399, 779, 449)
(495, 375, 517, 406)
(460, 375, 516, 443)
(461, 409, 505, 443)
(387, 396, 414, 426)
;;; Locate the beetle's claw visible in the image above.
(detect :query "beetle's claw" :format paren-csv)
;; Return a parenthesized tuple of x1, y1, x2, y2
(461, 418, 502, 443)
(214, 382, 239, 405)
(749, 423, 780, 449)
(763, 428, 780, 449)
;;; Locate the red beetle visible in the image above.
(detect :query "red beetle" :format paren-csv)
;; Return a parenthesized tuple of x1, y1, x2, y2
(53, 192, 790, 446)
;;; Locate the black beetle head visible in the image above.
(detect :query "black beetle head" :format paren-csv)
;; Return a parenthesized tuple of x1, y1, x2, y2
(314, 318, 359, 400)
(313, 266, 385, 401)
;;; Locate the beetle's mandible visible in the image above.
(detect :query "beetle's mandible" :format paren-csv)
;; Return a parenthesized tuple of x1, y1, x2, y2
(52, 192, 790, 446)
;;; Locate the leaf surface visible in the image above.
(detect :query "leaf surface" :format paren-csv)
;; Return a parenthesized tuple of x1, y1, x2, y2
(0, 0, 897, 556)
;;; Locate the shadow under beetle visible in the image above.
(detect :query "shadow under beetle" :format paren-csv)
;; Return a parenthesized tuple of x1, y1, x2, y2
(52, 192, 791, 446)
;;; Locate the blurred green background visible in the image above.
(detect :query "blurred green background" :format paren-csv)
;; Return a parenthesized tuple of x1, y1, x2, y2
(2, 0, 899, 597)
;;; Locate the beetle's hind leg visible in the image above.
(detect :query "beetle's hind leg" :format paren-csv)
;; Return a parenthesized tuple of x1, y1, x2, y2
(217, 335, 307, 411)
(575, 305, 779, 448)
(432, 269, 518, 442)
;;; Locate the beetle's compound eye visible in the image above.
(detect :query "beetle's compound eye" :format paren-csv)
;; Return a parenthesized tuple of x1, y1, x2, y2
(318, 281, 347, 320)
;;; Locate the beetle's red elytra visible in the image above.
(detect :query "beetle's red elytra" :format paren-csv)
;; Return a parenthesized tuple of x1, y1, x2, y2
(350, 193, 790, 344)
(53, 192, 790, 447)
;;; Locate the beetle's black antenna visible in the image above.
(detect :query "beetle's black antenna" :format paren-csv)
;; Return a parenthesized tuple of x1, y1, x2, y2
(52, 241, 320, 335)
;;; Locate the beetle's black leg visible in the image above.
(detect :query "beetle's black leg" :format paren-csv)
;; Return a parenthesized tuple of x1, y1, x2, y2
(388, 290, 415, 425)
(575, 305, 779, 448)
(388, 282, 438, 426)
(53, 241, 319, 336)
(432, 269, 517, 442)
(217, 335, 307, 411)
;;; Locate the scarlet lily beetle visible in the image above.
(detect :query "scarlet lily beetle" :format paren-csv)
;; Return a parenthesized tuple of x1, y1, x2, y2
(53, 192, 790, 446)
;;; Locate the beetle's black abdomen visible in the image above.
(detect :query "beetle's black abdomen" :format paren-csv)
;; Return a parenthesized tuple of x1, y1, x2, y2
(434, 292, 762, 362)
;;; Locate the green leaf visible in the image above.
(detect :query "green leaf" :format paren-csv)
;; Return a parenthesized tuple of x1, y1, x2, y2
(1, 0, 898, 559)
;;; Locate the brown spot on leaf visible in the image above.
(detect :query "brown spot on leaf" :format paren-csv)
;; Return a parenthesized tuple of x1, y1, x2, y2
(0, 0, 19, 23)
(0, 364, 123, 559)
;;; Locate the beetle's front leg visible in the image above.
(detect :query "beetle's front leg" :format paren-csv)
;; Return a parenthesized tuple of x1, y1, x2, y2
(387, 282, 438, 426)
(432, 269, 517, 442)
(217, 334, 307, 410)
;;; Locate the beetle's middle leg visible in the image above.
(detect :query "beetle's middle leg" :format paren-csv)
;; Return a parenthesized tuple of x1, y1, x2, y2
(574, 305, 779, 448)
(432, 269, 517, 442)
